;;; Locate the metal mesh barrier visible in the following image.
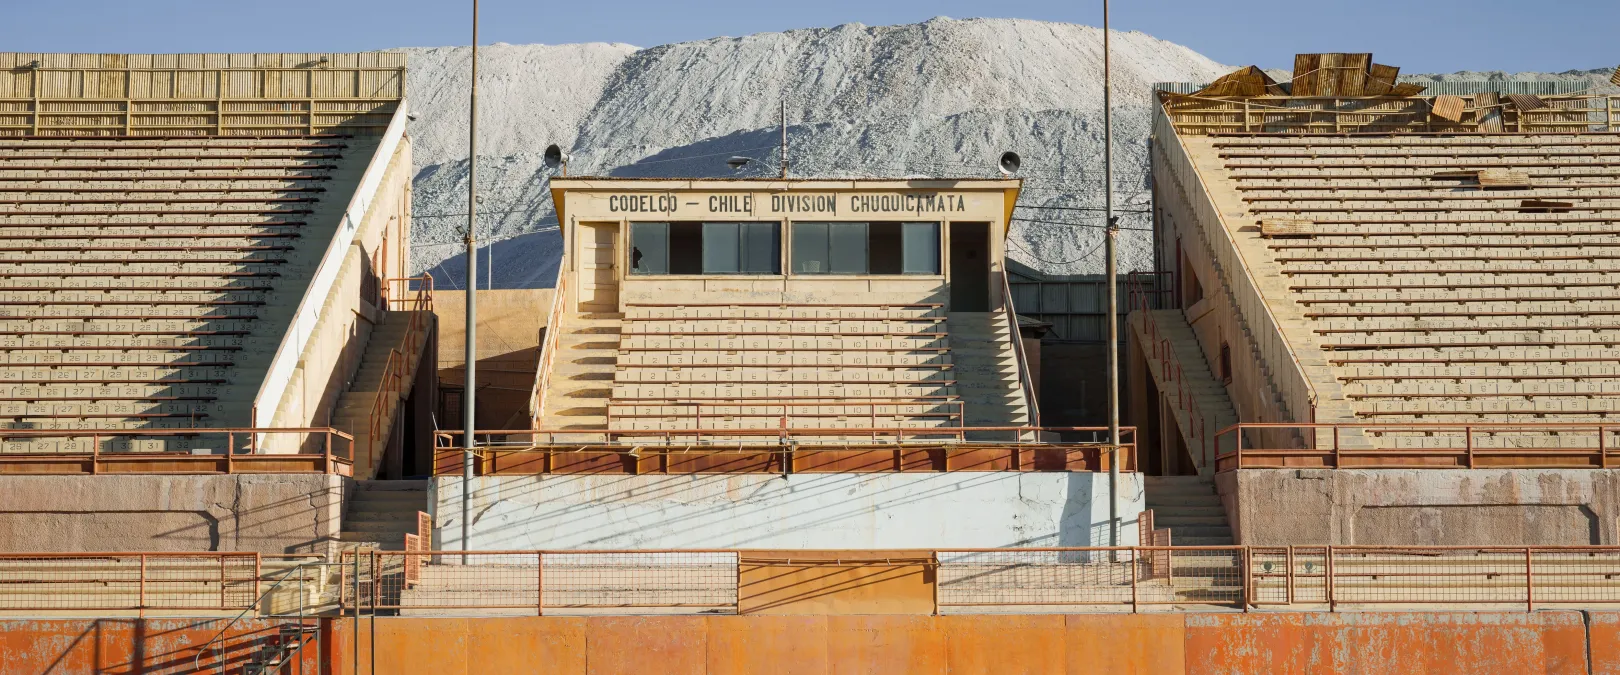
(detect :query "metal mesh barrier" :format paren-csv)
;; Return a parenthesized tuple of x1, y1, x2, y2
(15, 547, 1615, 617)
(937, 549, 1135, 609)
(543, 552, 737, 610)
(936, 548, 1245, 611)
(1531, 549, 1620, 606)
(342, 551, 738, 614)
(0, 553, 258, 612)
(1331, 548, 1531, 607)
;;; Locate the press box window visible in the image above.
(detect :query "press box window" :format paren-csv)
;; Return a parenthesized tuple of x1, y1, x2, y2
(791, 222, 939, 275)
(630, 222, 779, 275)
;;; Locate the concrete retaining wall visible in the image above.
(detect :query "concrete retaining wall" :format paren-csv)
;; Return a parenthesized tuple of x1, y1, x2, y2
(5, 613, 1613, 674)
(1218, 468, 1620, 545)
(430, 472, 1143, 550)
(0, 474, 346, 554)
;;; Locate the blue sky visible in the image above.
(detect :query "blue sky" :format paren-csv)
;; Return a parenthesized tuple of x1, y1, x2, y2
(2, 0, 1612, 74)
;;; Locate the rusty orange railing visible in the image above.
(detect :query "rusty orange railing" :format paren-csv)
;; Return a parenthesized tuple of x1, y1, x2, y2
(530, 263, 570, 426)
(605, 399, 969, 441)
(362, 275, 434, 477)
(403, 511, 432, 587)
(1127, 272, 1212, 467)
(431, 426, 1137, 475)
(1000, 268, 1041, 429)
(1214, 422, 1620, 471)
(0, 428, 355, 475)
(333, 545, 1620, 615)
(0, 552, 261, 614)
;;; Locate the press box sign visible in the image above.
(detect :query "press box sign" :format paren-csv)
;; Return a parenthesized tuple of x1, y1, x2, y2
(593, 191, 981, 218)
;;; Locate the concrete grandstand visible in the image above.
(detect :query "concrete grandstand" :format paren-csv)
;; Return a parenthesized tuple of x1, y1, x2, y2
(1137, 55, 1620, 546)
(0, 52, 433, 554)
(8, 48, 1620, 674)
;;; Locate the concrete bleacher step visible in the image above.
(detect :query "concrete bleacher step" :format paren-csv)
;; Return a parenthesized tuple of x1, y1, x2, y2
(945, 312, 1030, 437)
(537, 312, 622, 433)
(0, 135, 378, 451)
(339, 479, 427, 551)
(1145, 475, 1235, 546)
(329, 311, 431, 478)
(1130, 310, 1242, 473)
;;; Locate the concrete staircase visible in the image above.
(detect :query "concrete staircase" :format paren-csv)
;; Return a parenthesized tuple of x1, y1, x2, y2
(946, 312, 1031, 440)
(1131, 310, 1238, 474)
(537, 312, 621, 435)
(338, 479, 428, 551)
(1144, 475, 1233, 546)
(332, 310, 432, 479)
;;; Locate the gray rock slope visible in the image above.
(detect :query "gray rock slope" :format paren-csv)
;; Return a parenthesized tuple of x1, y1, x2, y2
(396, 17, 1230, 287)
(394, 18, 1612, 288)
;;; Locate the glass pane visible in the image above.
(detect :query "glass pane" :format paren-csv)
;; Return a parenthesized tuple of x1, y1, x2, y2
(629, 222, 667, 275)
(829, 222, 868, 274)
(702, 222, 740, 274)
(902, 222, 940, 274)
(741, 222, 780, 274)
(792, 222, 829, 274)
(869, 222, 902, 275)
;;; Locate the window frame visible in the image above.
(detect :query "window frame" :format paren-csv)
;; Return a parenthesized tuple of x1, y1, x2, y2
(627, 220, 783, 277)
(788, 220, 943, 277)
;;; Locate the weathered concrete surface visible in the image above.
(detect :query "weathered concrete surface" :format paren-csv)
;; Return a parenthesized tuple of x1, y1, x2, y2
(431, 472, 1144, 550)
(1217, 469, 1620, 545)
(7, 612, 1598, 674)
(434, 288, 553, 430)
(0, 475, 346, 553)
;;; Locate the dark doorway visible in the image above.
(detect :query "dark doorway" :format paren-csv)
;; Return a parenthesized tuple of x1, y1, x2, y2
(949, 222, 990, 311)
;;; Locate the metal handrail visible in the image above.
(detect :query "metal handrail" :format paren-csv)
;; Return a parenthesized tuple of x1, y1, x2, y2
(531, 261, 570, 426)
(192, 559, 332, 673)
(0, 428, 355, 474)
(330, 544, 1620, 615)
(1000, 268, 1040, 429)
(361, 275, 434, 477)
(438, 425, 1133, 445)
(1126, 272, 1213, 468)
(1214, 422, 1620, 471)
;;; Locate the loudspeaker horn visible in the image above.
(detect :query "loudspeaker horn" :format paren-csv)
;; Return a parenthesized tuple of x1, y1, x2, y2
(998, 151, 1021, 175)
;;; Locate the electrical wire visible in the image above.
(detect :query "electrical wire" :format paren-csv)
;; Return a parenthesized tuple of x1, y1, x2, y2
(597, 144, 780, 167)
(1010, 216, 1153, 232)
(416, 225, 560, 248)
(1017, 204, 1150, 214)
(1007, 230, 1107, 266)
(416, 209, 558, 220)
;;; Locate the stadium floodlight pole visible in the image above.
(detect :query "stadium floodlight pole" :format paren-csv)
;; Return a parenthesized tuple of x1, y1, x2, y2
(1103, 0, 1122, 550)
(461, 0, 479, 563)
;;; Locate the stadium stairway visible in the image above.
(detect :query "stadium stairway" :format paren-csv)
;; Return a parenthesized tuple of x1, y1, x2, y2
(537, 312, 622, 437)
(1144, 475, 1234, 545)
(331, 310, 433, 479)
(338, 479, 428, 551)
(946, 312, 1031, 440)
(1129, 310, 1238, 475)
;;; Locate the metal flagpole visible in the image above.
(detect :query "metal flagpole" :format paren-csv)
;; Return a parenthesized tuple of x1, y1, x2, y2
(462, 0, 479, 562)
(1103, 0, 1121, 549)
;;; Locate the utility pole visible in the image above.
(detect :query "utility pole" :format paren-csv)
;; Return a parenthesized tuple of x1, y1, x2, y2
(779, 99, 788, 179)
(461, 0, 479, 560)
(1103, 0, 1121, 549)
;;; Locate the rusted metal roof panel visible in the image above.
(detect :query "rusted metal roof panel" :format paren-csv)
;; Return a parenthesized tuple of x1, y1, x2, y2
(1429, 95, 1467, 122)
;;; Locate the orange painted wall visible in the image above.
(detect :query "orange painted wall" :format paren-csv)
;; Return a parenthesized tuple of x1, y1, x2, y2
(738, 551, 935, 615)
(2, 612, 1607, 674)
(0, 617, 332, 675)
